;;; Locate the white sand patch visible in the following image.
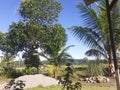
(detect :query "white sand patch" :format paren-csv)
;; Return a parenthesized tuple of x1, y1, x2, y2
(15, 74, 58, 89)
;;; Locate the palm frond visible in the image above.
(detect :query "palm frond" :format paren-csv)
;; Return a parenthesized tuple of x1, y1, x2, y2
(77, 3, 100, 31)
(59, 45, 75, 54)
(85, 49, 108, 59)
(71, 26, 102, 49)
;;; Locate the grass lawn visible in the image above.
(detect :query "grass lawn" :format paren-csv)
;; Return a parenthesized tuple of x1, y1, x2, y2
(25, 85, 62, 90)
(25, 85, 116, 90)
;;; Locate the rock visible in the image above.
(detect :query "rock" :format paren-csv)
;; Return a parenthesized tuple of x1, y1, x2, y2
(85, 78, 89, 81)
(84, 76, 110, 84)
(106, 78, 110, 83)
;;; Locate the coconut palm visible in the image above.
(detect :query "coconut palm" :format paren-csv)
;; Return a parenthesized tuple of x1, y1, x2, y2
(49, 45, 74, 67)
(40, 45, 74, 78)
(71, 0, 120, 75)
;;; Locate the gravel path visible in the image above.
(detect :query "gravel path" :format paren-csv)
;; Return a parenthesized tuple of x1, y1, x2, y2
(0, 74, 59, 90)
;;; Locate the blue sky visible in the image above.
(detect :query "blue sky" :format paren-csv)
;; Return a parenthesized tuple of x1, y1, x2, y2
(0, 0, 91, 59)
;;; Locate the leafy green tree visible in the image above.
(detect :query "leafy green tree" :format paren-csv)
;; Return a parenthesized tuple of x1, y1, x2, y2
(22, 50, 40, 73)
(7, 21, 68, 69)
(0, 31, 13, 54)
(39, 24, 68, 64)
(19, 0, 62, 25)
(7, 21, 43, 53)
(0, 31, 15, 69)
(1, 0, 69, 75)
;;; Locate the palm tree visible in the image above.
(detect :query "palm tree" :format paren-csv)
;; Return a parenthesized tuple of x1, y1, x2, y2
(49, 45, 74, 68)
(71, 0, 120, 75)
(40, 45, 74, 78)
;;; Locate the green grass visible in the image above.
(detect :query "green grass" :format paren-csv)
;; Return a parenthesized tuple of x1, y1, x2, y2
(25, 85, 116, 90)
(82, 86, 116, 90)
(25, 85, 62, 90)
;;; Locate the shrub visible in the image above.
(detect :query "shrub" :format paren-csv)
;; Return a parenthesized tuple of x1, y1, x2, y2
(40, 66, 50, 76)
(22, 67, 38, 75)
(58, 64, 82, 90)
(22, 67, 33, 75)
(31, 67, 38, 74)
(49, 65, 57, 78)
(1, 66, 14, 78)
(10, 70, 23, 78)
(1, 67, 23, 78)
(87, 60, 104, 76)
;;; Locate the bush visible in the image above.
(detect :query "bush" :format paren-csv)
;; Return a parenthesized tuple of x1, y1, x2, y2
(1, 67, 14, 78)
(10, 70, 23, 78)
(22, 67, 38, 75)
(87, 60, 104, 76)
(40, 66, 50, 76)
(1, 67, 23, 78)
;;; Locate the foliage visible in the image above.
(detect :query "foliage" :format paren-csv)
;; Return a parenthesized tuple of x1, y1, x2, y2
(49, 65, 57, 77)
(22, 67, 38, 75)
(38, 24, 67, 62)
(7, 21, 67, 70)
(71, 2, 108, 59)
(44, 45, 74, 78)
(0, 0, 65, 72)
(82, 57, 88, 64)
(1, 66, 23, 78)
(87, 60, 104, 76)
(0, 31, 14, 54)
(4, 79, 25, 90)
(47, 45, 74, 67)
(1, 66, 14, 78)
(19, 0, 62, 25)
(23, 51, 40, 68)
(71, 0, 120, 61)
(58, 64, 82, 90)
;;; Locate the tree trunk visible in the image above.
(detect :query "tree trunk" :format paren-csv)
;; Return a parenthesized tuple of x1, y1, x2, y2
(108, 50, 115, 77)
(106, 0, 120, 90)
(109, 60, 115, 77)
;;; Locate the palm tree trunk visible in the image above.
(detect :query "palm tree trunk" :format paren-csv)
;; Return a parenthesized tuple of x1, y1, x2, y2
(108, 50, 115, 77)
(106, 0, 120, 89)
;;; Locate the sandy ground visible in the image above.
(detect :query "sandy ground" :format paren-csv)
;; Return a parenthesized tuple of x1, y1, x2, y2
(0, 74, 59, 90)
(0, 75, 117, 90)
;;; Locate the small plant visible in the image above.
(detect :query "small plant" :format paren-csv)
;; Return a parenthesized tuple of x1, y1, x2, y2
(49, 65, 57, 78)
(58, 64, 82, 90)
(4, 79, 25, 90)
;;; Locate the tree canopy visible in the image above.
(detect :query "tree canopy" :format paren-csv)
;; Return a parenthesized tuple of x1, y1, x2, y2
(0, 0, 69, 69)
(19, 0, 62, 25)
